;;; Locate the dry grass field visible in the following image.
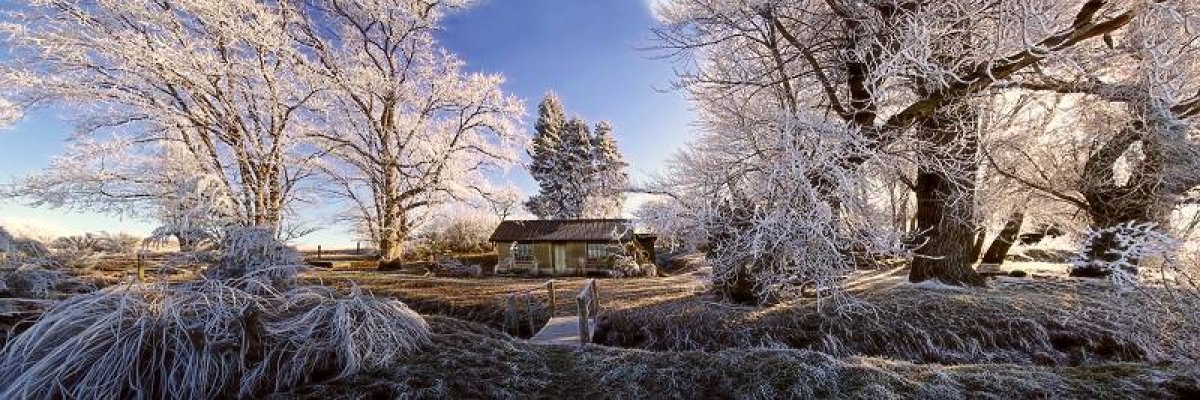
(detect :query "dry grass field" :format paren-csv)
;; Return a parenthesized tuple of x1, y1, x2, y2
(5, 252, 1199, 398)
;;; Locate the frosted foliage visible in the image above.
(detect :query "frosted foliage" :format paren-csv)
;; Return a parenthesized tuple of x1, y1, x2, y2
(526, 93, 630, 219)
(0, 281, 430, 399)
(0, 230, 97, 299)
(643, 114, 903, 304)
(205, 227, 305, 291)
(421, 210, 499, 253)
(1071, 221, 1179, 286)
(645, 0, 1163, 288)
(586, 121, 630, 218)
(3, 0, 319, 229)
(300, 0, 523, 258)
(0, 264, 69, 299)
(0, 98, 20, 129)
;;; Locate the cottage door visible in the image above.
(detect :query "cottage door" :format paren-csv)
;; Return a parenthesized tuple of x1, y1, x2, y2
(552, 244, 567, 275)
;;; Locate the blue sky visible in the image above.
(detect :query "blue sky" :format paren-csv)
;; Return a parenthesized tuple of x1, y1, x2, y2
(0, 0, 692, 247)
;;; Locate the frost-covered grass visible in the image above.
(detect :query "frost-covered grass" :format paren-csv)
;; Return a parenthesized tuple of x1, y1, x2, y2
(0, 280, 429, 399)
(303, 270, 704, 335)
(277, 316, 1200, 399)
(597, 269, 1200, 366)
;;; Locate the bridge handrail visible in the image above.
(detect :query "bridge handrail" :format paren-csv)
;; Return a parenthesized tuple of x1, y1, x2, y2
(506, 279, 601, 346)
(505, 279, 557, 336)
(575, 279, 599, 344)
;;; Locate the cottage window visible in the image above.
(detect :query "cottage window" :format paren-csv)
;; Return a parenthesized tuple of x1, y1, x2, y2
(586, 243, 610, 260)
(513, 243, 533, 262)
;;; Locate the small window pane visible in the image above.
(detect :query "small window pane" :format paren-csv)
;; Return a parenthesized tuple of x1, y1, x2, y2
(587, 243, 609, 260)
(513, 243, 533, 261)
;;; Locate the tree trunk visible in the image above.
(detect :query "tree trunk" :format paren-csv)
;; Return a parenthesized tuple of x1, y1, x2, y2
(377, 234, 404, 268)
(969, 229, 986, 262)
(909, 104, 985, 287)
(981, 212, 1024, 265)
(910, 169, 985, 286)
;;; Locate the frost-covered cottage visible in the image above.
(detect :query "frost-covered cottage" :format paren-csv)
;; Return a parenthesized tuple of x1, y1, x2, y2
(490, 219, 656, 276)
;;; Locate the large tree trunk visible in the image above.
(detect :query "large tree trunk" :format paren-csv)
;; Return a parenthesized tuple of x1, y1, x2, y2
(377, 233, 404, 266)
(981, 212, 1024, 265)
(909, 104, 985, 286)
(910, 169, 985, 286)
(376, 199, 408, 269)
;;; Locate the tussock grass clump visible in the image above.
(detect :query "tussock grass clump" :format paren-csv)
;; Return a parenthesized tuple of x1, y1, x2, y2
(0, 280, 430, 399)
(0, 263, 99, 299)
(0, 265, 70, 299)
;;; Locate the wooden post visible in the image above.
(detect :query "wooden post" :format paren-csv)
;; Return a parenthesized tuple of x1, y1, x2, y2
(356, 241, 361, 254)
(591, 279, 600, 316)
(547, 280, 556, 316)
(577, 295, 590, 345)
(506, 295, 519, 336)
(525, 294, 535, 335)
(136, 252, 145, 282)
(317, 245, 323, 260)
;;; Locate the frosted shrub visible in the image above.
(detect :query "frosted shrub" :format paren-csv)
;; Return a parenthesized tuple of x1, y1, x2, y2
(642, 115, 903, 304)
(421, 212, 501, 254)
(0, 280, 431, 399)
(432, 257, 482, 278)
(640, 264, 658, 277)
(0, 264, 70, 299)
(0, 232, 98, 299)
(610, 255, 641, 278)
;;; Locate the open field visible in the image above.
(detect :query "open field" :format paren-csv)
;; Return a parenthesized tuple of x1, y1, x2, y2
(302, 267, 704, 337)
(4, 253, 1199, 398)
(303, 261, 1200, 367)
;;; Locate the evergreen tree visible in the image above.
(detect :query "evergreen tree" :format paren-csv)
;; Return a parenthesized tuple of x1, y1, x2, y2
(524, 93, 567, 218)
(585, 121, 630, 217)
(556, 117, 595, 217)
(524, 94, 629, 220)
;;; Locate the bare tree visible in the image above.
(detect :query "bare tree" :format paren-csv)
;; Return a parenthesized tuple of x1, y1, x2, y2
(2, 0, 321, 232)
(295, 0, 524, 264)
(650, 0, 1144, 289)
(984, 1, 1200, 274)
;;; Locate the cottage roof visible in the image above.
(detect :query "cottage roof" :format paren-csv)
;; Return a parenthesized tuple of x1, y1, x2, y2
(489, 219, 646, 242)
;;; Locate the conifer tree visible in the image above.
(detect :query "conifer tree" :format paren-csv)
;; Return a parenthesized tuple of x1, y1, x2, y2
(525, 93, 567, 218)
(556, 117, 595, 217)
(585, 121, 630, 217)
(524, 95, 629, 219)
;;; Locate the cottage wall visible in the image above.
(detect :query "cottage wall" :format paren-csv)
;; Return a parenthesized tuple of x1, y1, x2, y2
(495, 241, 512, 261)
(491, 239, 658, 276)
(533, 243, 552, 274)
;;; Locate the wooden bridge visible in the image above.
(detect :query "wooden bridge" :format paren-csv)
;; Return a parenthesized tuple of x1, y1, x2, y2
(504, 279, 600, 346)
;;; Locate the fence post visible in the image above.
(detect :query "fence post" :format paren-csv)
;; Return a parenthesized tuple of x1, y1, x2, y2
(591, 280, 599, 316)
(577, 295, 590, 345)
(506, 295, 519, 336)
(547, 280, 556, 316)
(317, 245, 323, 260)
(526, 294, 536, 335)
(356, 241, 361, 254)
(136, 252, 145, 282)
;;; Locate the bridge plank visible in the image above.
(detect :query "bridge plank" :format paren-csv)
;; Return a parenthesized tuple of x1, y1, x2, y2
(530, 316, 595, 346)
